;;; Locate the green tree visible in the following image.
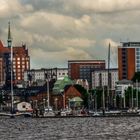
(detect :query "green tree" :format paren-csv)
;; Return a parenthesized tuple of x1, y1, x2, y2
(74, 84, 89, 107)
(131, 72, 140, 82)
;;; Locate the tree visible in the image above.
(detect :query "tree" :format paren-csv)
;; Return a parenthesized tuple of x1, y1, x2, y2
(131, 72, 140, 82)
(74, 84, 89, 107)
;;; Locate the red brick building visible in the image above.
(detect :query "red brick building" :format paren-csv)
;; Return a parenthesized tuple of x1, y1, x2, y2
(68, 60, 106, 88)
(0, 40, 30, 86)
(118, 42, 140, 80)
(0, 23, 30, 86)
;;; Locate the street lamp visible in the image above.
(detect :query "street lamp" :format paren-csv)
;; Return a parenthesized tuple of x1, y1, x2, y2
(43, 98, 46, 109)
(68, 98, 70, 109)
(55, 98, 58, 110)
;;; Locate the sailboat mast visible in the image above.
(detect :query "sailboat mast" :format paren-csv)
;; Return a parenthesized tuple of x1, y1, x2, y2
(107, 43, 111, 110)
(8, 22, 14, 114)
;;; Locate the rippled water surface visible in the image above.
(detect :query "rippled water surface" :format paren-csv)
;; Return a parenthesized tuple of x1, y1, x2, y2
(0, 116, 140, 140)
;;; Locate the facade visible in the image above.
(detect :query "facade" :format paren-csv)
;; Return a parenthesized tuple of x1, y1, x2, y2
(0, 41, 30, 86)
(68, 60, 106, 88)
(91, 69, 118, 90)
(24, 68, 68, 85)
(118, 42, 140, 80)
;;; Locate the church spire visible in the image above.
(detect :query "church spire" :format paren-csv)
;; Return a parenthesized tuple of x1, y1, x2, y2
(7, 21, 12, 48)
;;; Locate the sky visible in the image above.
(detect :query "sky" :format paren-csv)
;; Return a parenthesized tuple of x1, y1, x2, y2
(0, 0, 140, 69)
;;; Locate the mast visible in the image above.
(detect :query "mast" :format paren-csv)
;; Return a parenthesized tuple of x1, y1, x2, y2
(136, 80, 138, 108)
(102, 86, 105, 115)
(8, 22, 14, 115)
(107, 43, 111, 110)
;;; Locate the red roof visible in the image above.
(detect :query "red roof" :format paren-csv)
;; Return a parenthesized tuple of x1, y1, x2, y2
(0, 40, 28, 55)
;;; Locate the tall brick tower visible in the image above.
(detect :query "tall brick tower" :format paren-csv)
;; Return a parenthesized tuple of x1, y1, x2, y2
(0, 22, 30, 87)
(118, 42, 140, 80)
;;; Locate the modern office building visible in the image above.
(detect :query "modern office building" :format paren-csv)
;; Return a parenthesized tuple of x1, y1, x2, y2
(118, 42, 140, 80)
(91, 68, 118, 90)
(68, 60, 106, 88)
(0, 23, 30, 86)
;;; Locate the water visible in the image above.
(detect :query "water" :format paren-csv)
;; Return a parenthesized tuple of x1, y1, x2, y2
(0, 117, 140, 140)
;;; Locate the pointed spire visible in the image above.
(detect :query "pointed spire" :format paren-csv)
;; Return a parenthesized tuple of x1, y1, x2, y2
(7, 21, 12, 48)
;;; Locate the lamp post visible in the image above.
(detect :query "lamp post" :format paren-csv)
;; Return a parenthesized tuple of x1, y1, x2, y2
(55, 98, 58, 111)
(136, 80, 139, 108)
(68, 98, 70, 109)
(43, 98, 46, 109)
(132, 85, 134, 108)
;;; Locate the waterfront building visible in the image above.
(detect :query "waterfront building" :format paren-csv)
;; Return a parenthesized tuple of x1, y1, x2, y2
(115, 79, 133, 97)
(0, 23, 30, 86)
(91, 68, 118, 90)
(115, 79, 133, 108)
(68, 60, 106, 88)
(24, 68, 68, 86)
(118, 42, 140, 80)
(52, 85, 82, 110)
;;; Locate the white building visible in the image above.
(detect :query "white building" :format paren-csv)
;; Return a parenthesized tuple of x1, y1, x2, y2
(115, 79, 133, 97)
(91, 69, 118, 90)
(24, 68, 68, 83)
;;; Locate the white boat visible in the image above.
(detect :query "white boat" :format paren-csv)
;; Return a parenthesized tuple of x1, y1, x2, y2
(60, 110, 67, 116)
(92, 112, 100, 116)
(44, 107, 55, 117)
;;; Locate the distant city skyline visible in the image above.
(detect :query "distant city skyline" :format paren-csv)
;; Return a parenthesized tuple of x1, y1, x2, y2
(0, 0, 140, 68)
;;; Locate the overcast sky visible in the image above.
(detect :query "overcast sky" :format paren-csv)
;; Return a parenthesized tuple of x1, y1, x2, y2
(0, 0, 140, 69)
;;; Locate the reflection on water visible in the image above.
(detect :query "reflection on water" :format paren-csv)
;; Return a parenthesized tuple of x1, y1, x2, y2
(0, 117, 140, 140)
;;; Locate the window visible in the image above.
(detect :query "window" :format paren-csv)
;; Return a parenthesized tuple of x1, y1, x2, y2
(17, 61, 20, 64)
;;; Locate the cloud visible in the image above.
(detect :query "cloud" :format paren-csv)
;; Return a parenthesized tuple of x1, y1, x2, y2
(65, 0, 140, 13)
(0, 0, 33, 18)
(30, 47, 92, 68)
(1, 0, 140, 68)
(20, 11, 92, 37)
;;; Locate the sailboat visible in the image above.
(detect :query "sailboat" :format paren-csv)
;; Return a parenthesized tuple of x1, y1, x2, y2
(7, 22, 32, 118)
(43, 77, 55, 117)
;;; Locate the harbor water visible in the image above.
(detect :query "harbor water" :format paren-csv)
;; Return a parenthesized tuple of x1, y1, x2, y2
(0, 117, 140, 140)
